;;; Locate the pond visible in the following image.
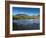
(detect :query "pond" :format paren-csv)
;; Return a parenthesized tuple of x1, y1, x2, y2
(13, 19, 40, 30)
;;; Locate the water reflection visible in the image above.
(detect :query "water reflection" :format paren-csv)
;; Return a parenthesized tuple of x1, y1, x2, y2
(13, 19, 40, 30)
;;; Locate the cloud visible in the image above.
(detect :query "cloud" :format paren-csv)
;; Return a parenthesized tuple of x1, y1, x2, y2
(13, 12, 34, 16)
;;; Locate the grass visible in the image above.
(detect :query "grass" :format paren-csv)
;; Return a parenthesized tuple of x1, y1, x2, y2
(13, 15, 40, 20)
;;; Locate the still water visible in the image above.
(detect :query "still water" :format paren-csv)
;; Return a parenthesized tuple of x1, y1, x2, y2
(13, 19, 40, 30)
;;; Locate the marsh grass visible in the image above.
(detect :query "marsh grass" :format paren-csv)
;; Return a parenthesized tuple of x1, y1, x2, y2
(13, 15, 39, 20)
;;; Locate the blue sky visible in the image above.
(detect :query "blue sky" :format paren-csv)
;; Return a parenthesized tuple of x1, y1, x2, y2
(12, 7, 40, 16)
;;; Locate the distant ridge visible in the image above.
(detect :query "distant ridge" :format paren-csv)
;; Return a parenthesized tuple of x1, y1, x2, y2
(16, 14, 28, 16)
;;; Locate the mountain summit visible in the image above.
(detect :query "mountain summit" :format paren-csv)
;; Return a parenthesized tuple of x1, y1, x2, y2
(16, 14, 28, 16)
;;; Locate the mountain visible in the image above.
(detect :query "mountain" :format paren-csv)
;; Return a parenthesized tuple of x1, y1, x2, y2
(13, 14, 39, 20)
(16, 14, 28, 16)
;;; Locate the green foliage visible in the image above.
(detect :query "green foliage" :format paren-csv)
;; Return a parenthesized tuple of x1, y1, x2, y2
(13, 15, 40, 20)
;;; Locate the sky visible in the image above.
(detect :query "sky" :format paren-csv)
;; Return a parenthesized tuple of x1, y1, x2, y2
(12, 7, 40, 16)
